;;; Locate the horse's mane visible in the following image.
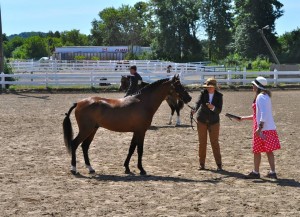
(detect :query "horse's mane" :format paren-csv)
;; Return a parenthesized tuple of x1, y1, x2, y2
(133, 78, 170, 95)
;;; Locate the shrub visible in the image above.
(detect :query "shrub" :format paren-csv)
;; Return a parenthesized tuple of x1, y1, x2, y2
(91, 56, 99, 61)
(2, 61, 15, 88)
(251, 56, 270, 70)
(74, 55, 86, 60)
(124, 52, 139, 60)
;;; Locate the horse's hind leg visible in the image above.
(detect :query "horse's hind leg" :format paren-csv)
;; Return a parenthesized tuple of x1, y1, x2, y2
(124, 134, 138, 174)
(82, 129, 98, 174)
(70, 135, 84, 175)
(136, 132, 146, 175)
(70, 128, 94, 175)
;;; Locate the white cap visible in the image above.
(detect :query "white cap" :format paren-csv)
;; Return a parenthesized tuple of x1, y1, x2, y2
(251, 76, 267, 90)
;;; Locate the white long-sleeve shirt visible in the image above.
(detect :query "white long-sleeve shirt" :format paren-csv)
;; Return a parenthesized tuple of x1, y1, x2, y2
(256, 93, 276, 131)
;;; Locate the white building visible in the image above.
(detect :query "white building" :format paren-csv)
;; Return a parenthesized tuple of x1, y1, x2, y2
(53, 46, 151, 60)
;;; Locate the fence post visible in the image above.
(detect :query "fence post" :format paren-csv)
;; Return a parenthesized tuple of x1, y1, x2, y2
(31, 60, 34, 72)
(243, 68, 247, 85)
(180, 71, 185, 84)
(45, 71, 48, 88)
(0, 72, 5, 89)
(227, 70, 232, 85)
(200, 72, 204, 85)
(90, 70, 93, 88)
(273, 69, 278, 86)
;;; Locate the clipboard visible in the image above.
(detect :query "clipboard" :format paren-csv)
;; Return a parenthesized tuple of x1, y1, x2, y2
(225, 113, 241, 120)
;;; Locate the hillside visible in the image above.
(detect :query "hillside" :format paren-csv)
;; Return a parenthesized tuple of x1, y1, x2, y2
(8, 31, 47, 40)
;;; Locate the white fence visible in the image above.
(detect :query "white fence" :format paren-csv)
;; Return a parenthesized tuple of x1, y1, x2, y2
(1, 60, 300, 89)
(8, 60, 240, 74)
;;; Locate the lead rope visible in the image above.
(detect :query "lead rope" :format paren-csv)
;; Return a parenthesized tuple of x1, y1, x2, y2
(186, 104, 197, 130)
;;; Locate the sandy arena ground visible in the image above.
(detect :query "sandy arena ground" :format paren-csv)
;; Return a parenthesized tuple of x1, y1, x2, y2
(0, 90, 299, 216)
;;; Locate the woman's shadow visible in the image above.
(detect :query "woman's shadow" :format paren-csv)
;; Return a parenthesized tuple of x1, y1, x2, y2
(210, 169, 300, 188)
(73, 172, 220, 184)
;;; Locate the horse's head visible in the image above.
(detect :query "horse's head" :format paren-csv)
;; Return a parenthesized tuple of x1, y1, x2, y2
(171, 75, 192, 103)
(119, 75, 130, 92)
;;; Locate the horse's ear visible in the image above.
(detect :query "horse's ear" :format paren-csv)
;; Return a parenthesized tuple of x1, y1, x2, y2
(171, 75, 176, 81)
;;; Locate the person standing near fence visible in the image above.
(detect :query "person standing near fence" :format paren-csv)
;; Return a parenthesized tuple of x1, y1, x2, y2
(125, 65, 143, 97)
(192, 78, 223, 171)
(238, 76, 281, 179)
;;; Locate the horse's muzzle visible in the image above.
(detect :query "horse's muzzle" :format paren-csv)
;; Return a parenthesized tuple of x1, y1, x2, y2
(183, 95, 192, 104)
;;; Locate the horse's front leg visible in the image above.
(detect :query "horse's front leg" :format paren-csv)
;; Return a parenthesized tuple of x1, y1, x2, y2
(136, 132, 146, 175)
(175, 106, 181, 126)
(124, 134, 137, 174)
(168, 105, 175, 125)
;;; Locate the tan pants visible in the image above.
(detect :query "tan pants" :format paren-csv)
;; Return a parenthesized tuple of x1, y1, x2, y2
(197, 122, 222, 166)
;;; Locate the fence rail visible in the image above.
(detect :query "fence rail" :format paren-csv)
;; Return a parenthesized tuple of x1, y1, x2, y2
(0, 60, 299, 88)
(8, 60, 242, 74)
(1, 70, 300, 89)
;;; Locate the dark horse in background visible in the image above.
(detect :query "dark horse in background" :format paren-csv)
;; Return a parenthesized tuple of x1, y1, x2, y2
(120, 75, 185, 126)
(63, 75, 192, 175)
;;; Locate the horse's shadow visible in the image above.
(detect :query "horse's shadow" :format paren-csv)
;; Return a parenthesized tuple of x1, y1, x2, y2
(73, 170, 243, 184)
(73, 173, 217, 183)
(73, 170, 300, 187)
(12, 92, 50, 100)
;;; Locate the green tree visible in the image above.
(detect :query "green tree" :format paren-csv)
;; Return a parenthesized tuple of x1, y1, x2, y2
(47, 37, 63, 54)
(233, 0, 283, 59)
(278, 28, 300, 63)
(151, 0, 203, 61)
(12, 45, 27, 59)
(54, 31, 61, 38)
(201, 0, 233, 61)
(61, 29, 89, 46)
(90, 19, 104, 45)
(3, 36, 24, 58)
(2, 34, 8, 42)
(91, 3, 153, 46)
(24, 36, 48, 59)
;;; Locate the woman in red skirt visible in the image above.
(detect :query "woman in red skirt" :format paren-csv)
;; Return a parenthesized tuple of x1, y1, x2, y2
(239, 76, 280, 179)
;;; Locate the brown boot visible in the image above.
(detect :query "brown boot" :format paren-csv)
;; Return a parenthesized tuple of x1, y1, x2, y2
(199, 164, 205, 170)
(217, 164, 223, 171)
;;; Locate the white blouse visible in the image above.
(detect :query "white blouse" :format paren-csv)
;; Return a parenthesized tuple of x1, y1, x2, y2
(256, 93, 276, 131)
(209, 93, 214, 103)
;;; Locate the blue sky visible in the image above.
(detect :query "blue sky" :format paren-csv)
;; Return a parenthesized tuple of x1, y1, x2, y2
(1, 0, 299, 36)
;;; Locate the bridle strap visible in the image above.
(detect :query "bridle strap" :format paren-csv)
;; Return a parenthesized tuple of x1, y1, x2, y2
(186, 104, 197, 130)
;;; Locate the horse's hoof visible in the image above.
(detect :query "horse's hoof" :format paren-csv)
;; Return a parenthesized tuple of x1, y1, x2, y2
(125, 169, 131, 174)
(89, 170, 96, 174)
(140, 170, 147, 176)
(70, 170, 78, 175)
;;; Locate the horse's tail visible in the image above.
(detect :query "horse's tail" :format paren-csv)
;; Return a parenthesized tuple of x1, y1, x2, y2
(178, 99, 184, 110)
(63, 103, 77, 154)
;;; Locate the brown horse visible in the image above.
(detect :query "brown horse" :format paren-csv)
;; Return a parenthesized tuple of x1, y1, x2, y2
(119, 76, 185, 126)
(63, 75, 192, 175)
